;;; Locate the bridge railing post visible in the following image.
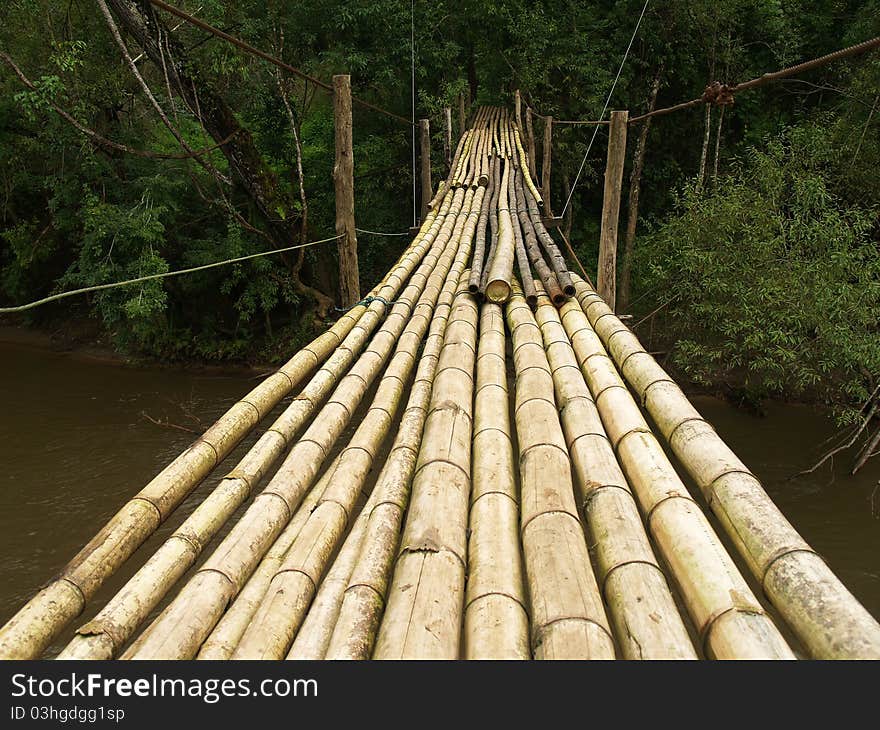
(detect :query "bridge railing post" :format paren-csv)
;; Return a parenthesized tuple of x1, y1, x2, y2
(333, 74, 360, 308)
(419, 118, 432, 221)
(541, 115, 553, 210)
(443, 107, 452, 171)
(597, 109, 629, 311)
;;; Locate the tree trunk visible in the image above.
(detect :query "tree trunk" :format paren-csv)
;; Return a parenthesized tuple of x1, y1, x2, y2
(333, 75, 360, 309)
(697, 102, 712, 193)
(104, 0, 294, 245)
(712, 105, 725, 184)
(619, 68, 662, 314)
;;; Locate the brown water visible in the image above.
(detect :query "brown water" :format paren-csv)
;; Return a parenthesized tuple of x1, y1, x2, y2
(1, 341, 878, 653)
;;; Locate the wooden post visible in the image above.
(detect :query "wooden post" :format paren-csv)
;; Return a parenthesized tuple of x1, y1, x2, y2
(525, 107, 537, 180)
(541, 115, 553, 208)
(443, 107, 452, 170)
(514, 89, 522, 130)
(419, 118, 432, 222)
(597, 110, 628, 311)
(333, 74, 360, 308)
(458, 92, 467, 135)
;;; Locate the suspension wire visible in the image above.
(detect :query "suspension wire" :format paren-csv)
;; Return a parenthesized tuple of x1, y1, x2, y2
(355, 228, 411, 237)
(411, 0, 417, 226)
(560, 0, 650, 218)
(0, 235, 343, 314)
(145, 0, 412, 125)
(629, 34, 880, 124)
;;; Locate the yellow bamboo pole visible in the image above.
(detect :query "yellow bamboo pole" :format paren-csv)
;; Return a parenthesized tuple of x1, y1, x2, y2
(506, 285, 616, 659)
(570, 274, 880, 659)
(126, 189, 469, 659)
(465, 300, 529, 659)
(561, 281, 795, 659)
(514, 128, 542, 207)
(231, 188, 481, 659)
(0, 223, 441, 661)
(324, 225, 475, 660)
(485, 157, 515, 303)
(533, 283, 696, 659)
(56, 213, 448, 661)
(193, 454, 342, 659)
(373, 269, 478, 659)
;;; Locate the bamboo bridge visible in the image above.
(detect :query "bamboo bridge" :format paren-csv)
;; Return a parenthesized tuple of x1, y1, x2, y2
(2, 106, 880, 661)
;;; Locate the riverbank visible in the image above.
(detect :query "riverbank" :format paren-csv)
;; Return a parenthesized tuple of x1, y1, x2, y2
(0, 322, 276, 377)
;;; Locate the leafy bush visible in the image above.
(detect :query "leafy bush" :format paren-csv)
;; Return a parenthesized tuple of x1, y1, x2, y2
(639, 121, 880, 420)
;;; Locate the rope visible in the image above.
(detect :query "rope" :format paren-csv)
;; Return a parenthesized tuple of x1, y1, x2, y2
(560, 0, 650, 218)
(145, 0, 412, 126)
(629, 34, 880, 124)
(410, 0, 417, 226)
(355, 228, 411, 237)
(0, 235, 342, 314)
(334, 294, 393, 314)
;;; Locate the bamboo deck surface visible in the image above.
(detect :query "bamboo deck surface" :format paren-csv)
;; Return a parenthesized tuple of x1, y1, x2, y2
(2, 107, 879, 660)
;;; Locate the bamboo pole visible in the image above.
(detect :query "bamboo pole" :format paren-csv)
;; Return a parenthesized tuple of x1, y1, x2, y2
(524, 184, 574, 296)
(510, 167, 537, 309)
(465, 300, 529, 659)
(419, 118, 432, 221)
(0, 223, 440, 662)
(373, 269, 478, 659)
(231, 188, 482, 659)
(324, 222, 473, 659)
(57, 204, 448, 661)
(515, 170, 563, 305)
(506, 285, 616, 659)
(333, 74, 360, 308)
(468, 157, 495, 293)
(596, 110, 627, 311)
(561, 280, 795, 659)
(514, 89, 522, 130)
(533, 284, 696, 659)
(290, 193, 483, 660)
(514, 128, 542, 208)
(485, 157, 515, 303)
(127, 189, 469, 660)
(570, 275, 880, 659)
(193, 454, 342, 660)
(479, 155, 502, 297)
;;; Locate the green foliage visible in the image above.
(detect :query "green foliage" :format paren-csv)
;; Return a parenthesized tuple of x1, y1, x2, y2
(0, 0, 877, 416)
(639, 121, 880, 419)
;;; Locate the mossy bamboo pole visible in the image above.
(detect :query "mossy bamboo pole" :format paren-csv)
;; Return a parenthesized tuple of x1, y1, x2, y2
(485, 158, 515, 303)
(509, 165, 537, 309)
(570, 275, 880, 659)
(231, 189, 481, 660)
(524, 185, 574, 296)
(506, 285, 616, 660)
(465, 300, 529, 659)
(126, 190, 469, 660)
(193, 454, 342, 660)
(0, 223, 441, 662)
(373, 270, 478, 659)
(561, 281, 795, 659)
(285, 500, 370, 660)
(533, 284, 696, 659)
(468, 157, 495, 293)
(324, 231, 469, 660)
(515, 170, 563, 306)
(55, 203, 448, 661)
